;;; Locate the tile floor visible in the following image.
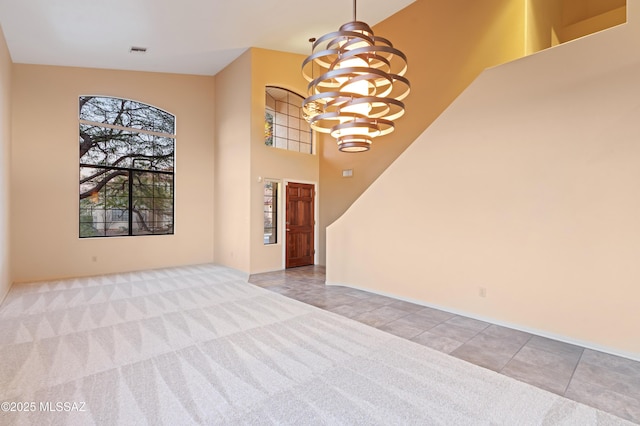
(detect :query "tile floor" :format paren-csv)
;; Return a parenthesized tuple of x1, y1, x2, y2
(249, 265, 640, 424)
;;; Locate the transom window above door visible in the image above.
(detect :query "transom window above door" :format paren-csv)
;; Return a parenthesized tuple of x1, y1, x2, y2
(265, 86, 313, 154)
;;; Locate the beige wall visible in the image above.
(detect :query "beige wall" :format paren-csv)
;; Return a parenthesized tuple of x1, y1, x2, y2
(560, 4, 626, 44)
(562, 0, 626, 25)
(327, 7, 640, 359)
(526, 0, 626, 53)
(214, 48, 320, 274)
(526, 0, 627, 54)
(318, 0, 527, 265)
(11, 65, 215, 282)
(526, 0, 563, 53)
(213, 50, 252, 273)
(0, 25, 11, 301)
(249, 49, 319, 273)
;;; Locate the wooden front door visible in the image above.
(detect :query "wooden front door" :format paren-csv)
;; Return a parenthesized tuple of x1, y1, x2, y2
(286, 182, 315, 268)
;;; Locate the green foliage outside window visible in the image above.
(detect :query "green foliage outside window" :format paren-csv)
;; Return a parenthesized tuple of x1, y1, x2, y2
(265, 112, 274, 146)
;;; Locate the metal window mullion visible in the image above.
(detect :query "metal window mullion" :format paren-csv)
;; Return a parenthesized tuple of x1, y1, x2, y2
(128, 169, 134, 235)
(79, 119, 176, 139)
(79, 163, 173, 175)
(152, 171, 156, 233)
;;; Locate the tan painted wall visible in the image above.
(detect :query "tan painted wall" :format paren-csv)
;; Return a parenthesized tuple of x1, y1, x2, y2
(526, 0, 563, 53)
(562, 0, 626, 25)
(560, 6, 626, 43)
(213, 51, 252, 273)
(317, 0, 527, 265)
(11, 65, 215, 282)
(526, 0, 626, 54)
(0, 25, 11, 301)
(249, 49, 319, 273)
(327, 6, 640, 359)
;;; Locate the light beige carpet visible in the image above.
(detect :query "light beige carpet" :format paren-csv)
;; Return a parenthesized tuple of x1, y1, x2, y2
(0, 264, 634, 425)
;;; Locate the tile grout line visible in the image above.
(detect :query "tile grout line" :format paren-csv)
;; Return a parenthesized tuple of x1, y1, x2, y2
(563, 347, 586, 397)
(498, 334, 534, 375)
(251, 266, 640, 424)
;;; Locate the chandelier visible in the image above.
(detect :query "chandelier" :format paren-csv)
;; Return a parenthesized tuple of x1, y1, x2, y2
(302, 0, 410, 152)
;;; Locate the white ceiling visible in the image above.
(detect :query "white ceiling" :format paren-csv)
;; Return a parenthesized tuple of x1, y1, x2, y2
(0, 0, 414, 76)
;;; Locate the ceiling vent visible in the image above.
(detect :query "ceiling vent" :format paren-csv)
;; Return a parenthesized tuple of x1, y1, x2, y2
(129, 46, 147, 54)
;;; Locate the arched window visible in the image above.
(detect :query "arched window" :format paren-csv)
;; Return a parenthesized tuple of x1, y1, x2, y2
(265, 86, 313, 154)
(79, 96, 176, 237)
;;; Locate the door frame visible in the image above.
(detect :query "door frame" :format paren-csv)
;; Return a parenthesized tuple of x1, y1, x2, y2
(282, 179, 318, 269)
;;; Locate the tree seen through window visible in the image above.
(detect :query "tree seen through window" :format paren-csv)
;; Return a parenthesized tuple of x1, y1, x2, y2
(79, 96, 176, 237)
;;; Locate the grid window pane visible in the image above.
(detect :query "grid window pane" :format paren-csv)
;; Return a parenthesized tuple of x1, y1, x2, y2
(265, 87, 313, 154)
(275, 137, 287, 149)
(288, 141, 300, 152)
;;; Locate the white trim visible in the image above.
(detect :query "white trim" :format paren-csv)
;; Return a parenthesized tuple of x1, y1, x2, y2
(326, 280, 640, 363)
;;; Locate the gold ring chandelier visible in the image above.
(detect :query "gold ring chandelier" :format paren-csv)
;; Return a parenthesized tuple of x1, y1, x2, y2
(302, 0, 410, 152)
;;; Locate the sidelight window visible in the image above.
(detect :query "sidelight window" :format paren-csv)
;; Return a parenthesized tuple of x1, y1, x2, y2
(264, 180, 278, 244)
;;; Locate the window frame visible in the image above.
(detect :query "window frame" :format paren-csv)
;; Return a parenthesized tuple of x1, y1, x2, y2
(79, 95, 176, 238)
(265, 86, 313, 154)
(263, 180, 279, 245)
